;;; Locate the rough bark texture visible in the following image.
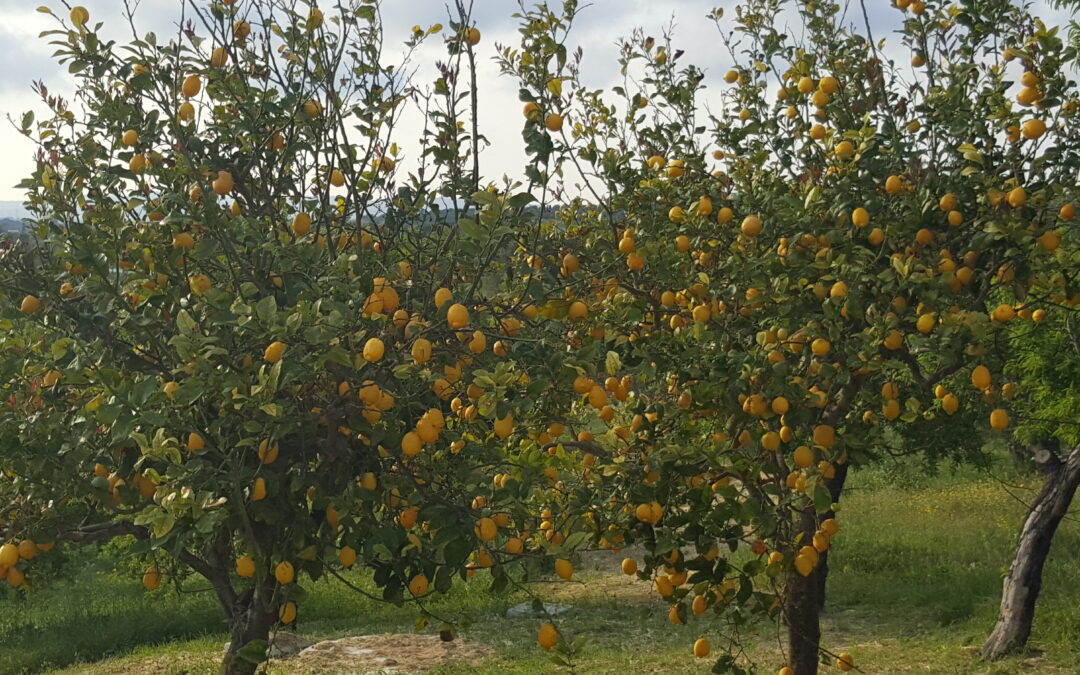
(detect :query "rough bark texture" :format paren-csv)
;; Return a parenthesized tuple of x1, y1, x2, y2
(44, 514, 278, 675)
(783, 380, 859, 673)
(220, 577, 278, 675)
(179, 526, 279, 675)
(815, 461, 849, 610)
(786, 507, 823, 675)
(981, 441, 1080, 660)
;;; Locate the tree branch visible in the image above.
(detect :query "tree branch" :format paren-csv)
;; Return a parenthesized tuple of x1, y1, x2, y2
(63, 520, 148, 543)
(178, 548, 239, 619)
(540, 440, 608, 456)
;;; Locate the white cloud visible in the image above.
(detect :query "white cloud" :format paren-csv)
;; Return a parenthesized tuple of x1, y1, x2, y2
(0, 0, 1068, 202)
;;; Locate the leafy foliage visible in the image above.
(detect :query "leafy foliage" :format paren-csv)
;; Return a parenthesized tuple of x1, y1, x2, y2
(2, 0, 1080, 673)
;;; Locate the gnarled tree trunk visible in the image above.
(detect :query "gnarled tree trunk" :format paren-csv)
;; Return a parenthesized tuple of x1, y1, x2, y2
(815, 461, 849, 610)
(221, 577, 279, 675)
(181, 527, 280, 675)
(981, 441, 1080, 660)
(786, 507, 823, 675)
(62, 521, 279, 675)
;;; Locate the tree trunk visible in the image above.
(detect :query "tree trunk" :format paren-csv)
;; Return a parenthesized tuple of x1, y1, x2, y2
(815, 461, 849, 610)
(221, 578, 279, 675)
(182, 527, 280, 675)
(981, 441, 1080, 660)
(786, 507, 823, 675)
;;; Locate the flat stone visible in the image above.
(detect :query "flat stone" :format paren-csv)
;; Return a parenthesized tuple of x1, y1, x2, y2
(223, 631, 313, 659)
(505, 601, 574, 618)
(293, 634, 493, 673)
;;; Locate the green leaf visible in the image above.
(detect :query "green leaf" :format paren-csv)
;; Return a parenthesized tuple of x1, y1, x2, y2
(489, 567, 509, 593)
(286, 312, 303, 334)
(324, 347, 353, 368)
(155, 512, 177, 538)
(443, 537, 471, 566)
(234, 639, 268, 664)
(509, 192, 536, 209)
(176, 310, 198, 336)
(266, 360, 282, 395)
(172, 381, 204, 406)
(260, 403, 282, 417)
(50, 337, 73, 359)
(812, 484, 832, 514)
(457, 218, 483, 240)
(605, 351, 621, 375)
(962, 148, 983, 164)
(95, 404, 121, 425)
(255, 295, 277, 324)
(131, 377, 158, 406)
(562, 531, 589, 551)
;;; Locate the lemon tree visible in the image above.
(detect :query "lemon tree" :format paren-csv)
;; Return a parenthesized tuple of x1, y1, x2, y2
(4, 1, 1080, 674)
(493, 0, 1080, 672)
(980, 304, 1080, 658)
(0, 2, 582, 673)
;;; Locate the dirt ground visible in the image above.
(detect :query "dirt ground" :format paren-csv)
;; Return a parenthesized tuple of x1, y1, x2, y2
(285, 633, 493, 674)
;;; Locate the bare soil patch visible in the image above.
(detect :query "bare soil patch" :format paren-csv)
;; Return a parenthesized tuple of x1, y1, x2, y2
(286, 633, 494, 674)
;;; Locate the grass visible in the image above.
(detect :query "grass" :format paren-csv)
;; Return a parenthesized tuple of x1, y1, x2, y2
(2, 457, 1078, 674)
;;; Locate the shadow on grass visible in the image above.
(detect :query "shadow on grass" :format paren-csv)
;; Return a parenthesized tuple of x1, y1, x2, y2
(7, 473, 1080, 675)
(0, 566, 541, 674)
(0, 581, 225, 674)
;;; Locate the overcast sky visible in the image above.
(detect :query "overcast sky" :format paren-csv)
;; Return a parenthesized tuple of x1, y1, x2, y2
(0, 0, 1067, 204)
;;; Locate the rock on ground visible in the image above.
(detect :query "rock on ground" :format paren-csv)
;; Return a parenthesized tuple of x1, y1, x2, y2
(291, 633, 493, 674)
(223, 631, 312, 659)
(505, 601, 573, 618)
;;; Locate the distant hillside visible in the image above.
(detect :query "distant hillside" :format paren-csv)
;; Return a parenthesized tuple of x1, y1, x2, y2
(0, 202, 27, 238)
(0, 202, 27, 219)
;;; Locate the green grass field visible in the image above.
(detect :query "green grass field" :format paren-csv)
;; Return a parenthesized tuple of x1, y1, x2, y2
(2, 457, 1078, 675)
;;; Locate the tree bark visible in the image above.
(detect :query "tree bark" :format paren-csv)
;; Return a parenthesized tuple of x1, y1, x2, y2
(815, 461, 849, 610)
(783, 381, 859, 673)
(44, 516, 279, 675)
(981, 441, 1080, 660)
(184, 526, 279, 675)
(786, 507, 823, 675)
(220, 577, 279, 675)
